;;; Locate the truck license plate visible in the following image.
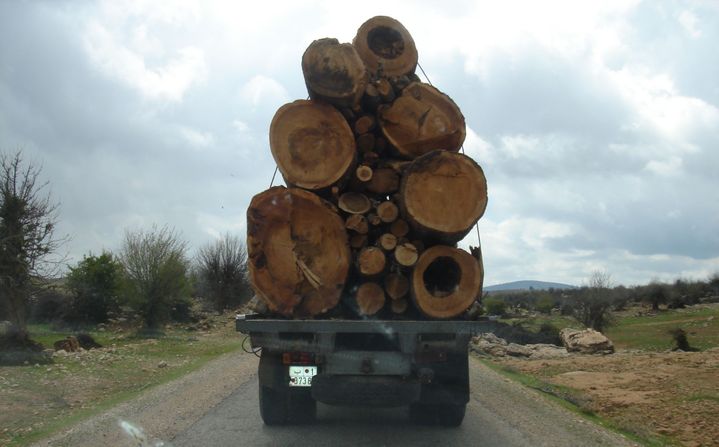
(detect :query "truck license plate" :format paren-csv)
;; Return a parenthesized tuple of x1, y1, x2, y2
(289, 365, 317, 387)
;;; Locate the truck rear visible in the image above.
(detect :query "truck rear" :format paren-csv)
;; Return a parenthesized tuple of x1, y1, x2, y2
(237, 314, 490, 426)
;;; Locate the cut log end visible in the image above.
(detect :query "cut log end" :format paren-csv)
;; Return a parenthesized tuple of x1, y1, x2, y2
(355, 282, 386, 316)
(391, 298, 408, 314)
(377, 201, 399, 223)
(411, 245, 482, 319)
(247, 187, 350, 317)
(379, 233, 398, 251)
(394, 242, 418, 267)
(302, 38, 368, 108)
(346, 214, 369, 234)
(358, 246, 387, 276)
(270, 100, 356, 191)
(400, 150, 487, 243)
(356, 164, 374, 182)
(353, 16, 418, 78)
(384, 273, 409, 300)
(338, 192, 372, 214)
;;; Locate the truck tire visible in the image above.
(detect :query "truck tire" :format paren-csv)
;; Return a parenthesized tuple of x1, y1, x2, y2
(259, 386, 289, 425)
(289, 391, 317, 424)
(409, 403, 466, 426)
(437, 403, 466, 427)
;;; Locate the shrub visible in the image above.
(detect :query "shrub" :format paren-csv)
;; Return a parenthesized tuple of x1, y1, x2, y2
(535, 294, 555, 314)
(66, 252, 124, 324)
(484, 297, 507, 316)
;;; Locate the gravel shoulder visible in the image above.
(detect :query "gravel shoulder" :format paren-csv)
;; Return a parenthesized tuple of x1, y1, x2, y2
(32, 351, 259, 447)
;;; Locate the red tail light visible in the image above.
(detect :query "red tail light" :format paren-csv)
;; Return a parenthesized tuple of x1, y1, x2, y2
(282, 352, 315, 365)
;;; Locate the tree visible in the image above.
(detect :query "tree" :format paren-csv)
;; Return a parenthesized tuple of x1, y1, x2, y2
(484, 297, 506, 316)
(196, 233, 251, 312)
(66, 252, 124, 324)
(574, 270, 614, 332)
(645, 280, 668, 310)
(119, 225, 190, 330)
(0, 151, 63, 333)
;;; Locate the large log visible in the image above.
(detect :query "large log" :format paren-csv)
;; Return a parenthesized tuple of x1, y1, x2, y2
(411, 245, 482, 319)
(353, 16, 418, 78)
(302, 38, 368, 108)
(270, 100, 356, 191)
(399, 150, 487, 243)
(379, 82, 466, 159)
(247, 187, 351, 317)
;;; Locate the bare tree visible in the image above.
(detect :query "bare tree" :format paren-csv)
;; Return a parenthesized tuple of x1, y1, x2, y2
(0, 151, 64, 332)
(574, 270, 614, 332)
(119, 225, 190, 330)
(196, 233, 251, 312)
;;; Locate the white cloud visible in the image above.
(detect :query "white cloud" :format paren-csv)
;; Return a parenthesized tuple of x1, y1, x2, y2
(180, 126, 215, 148)
(239, 75, 290, 110)
(678, 10, 702, 38)
(644, 156, 683, 176)
(82, 18, 207, 102)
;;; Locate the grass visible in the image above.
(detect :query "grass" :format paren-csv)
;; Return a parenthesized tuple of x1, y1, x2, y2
(500, 314, 583, 332)
(0, 319, 244, 446)
(480, 359, 677, 447)
(605, 305, 719, 351)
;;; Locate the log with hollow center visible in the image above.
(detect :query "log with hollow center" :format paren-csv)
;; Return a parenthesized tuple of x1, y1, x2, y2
(411, 245, 482, 319)
(247, 187, 351, 317)
(353, 16, 418, 78)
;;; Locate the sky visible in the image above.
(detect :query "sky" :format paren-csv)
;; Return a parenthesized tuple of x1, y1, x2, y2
(1, 0, 717, 287)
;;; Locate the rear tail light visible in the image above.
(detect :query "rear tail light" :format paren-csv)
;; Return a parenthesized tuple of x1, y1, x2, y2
(282, 352, 315, 365)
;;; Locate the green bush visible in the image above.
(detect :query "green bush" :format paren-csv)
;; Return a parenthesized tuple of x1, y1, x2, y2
(66, 252, 124, 324)
(535, 294, 555, 314)
(484, 297, 507, 316)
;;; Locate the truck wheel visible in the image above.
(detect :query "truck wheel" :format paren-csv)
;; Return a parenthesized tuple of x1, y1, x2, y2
(259, 386, 288, 425)
(436, 403, 466, 427)
(289, 392, 317, 424)
(409, 403, 436, 425)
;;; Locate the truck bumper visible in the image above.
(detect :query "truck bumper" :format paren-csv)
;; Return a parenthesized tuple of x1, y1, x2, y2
(311, 374, 421, 408)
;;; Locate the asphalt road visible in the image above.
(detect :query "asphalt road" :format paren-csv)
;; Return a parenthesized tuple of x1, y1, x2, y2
(170, 356, 634, 447)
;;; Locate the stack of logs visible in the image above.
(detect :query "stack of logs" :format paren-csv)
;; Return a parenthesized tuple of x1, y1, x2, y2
(247, 16, 488, 320)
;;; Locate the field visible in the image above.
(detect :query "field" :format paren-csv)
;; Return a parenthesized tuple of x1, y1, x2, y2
(0, 315, 243, 447)
(484, 303, 719, 447)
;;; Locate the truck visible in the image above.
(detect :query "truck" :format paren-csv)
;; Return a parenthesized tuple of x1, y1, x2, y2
(236, 314, 491, 426)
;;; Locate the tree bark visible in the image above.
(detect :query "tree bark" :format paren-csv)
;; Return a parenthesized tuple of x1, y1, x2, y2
(355, 282, 385, 316)
(399, 150, 487, 243)
(247, 187, 350, 317)
(270, 100, 356, 191)
(353, 16, 418, 78)
(302, 38, 368, 108)
(410, 245, 482, 319)
(379, 82, 466, 159)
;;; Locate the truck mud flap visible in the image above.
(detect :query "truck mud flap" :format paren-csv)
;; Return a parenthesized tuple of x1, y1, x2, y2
(312, 374, 420, 408)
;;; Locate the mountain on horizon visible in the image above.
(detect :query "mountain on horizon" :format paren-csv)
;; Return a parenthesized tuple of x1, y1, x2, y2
(485, 280, 576, 292)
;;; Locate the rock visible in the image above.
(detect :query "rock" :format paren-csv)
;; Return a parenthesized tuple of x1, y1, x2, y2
(505, 343, 533, 357)
(528, 344, 569, 359)
(53, 336, 80, 352)
(560, 328, 614, 354)
(157, 360, 168, 368)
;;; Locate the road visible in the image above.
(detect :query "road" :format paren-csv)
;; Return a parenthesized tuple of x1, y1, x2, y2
(38, 351, 635, 447)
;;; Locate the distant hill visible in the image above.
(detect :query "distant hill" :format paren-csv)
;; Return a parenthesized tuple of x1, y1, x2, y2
(485, 280, 577, 292)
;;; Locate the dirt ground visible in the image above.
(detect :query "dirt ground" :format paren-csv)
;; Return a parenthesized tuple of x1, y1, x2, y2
(494, 348, 719, 447)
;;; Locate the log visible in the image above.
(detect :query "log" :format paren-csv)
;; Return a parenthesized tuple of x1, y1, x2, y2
(367, 213, 382, 226)
(376, 201, 399, 223)
(354, 115, 376, 135)
(302, 38, 368, 108)
(384, 272, 409, 300)
(338, 192, 372, 214)
(379, 82, 465, 159)
(270, 100, 356, 190)
(356, 164, 373, 182)
(400, 150, 488, 243)
(355, 282, 385, 316)
(390, 219, 409, 238)
(365, 167, 399, 194)
(357, 246, 386, 277)
(376, 78, 395, 103)
(394, 242, 418, 267)
(350, 233, 368, 249)
(345, 214, 369, 234)
(411, 245, 482, 319)
(390, 297, 408, 314)
(379, 233, 398, 251)
(362, 83, 381, 111)
(353, 16, 418, 77)
(356, 133, 376, 153)
(247, 187, 351, 317)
